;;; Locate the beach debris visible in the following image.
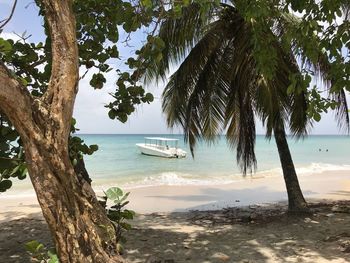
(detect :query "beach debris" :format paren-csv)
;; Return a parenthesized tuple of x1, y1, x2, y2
(183, 244, 190, 249)
(211, 252, 230, 261)
(325, 213, 335, 217)
(340, 241, 350, 253)
(303, 218, 319, 224)
(323, 236, 340, 242)
(323, 232, 350, 242)
(304, 217, 312, 223)
(164, 248, 175, 254)
(331, 205, 350, 213)
(190, 203, 288, 225)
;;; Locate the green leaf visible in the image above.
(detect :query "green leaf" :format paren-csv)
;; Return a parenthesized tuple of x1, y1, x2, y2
(314, 112, 321, 122)
(107, 210, 121, 221)
(90, 73, 106, 89)
(0, 180, 12, 192)
(122, 209, 135, 219)
(120, 222, 132, 230)
(10, 165, 20, 176)
(141, 0, 152, 8)
(105, 187, 123, 200)
(18, 167, 27, 180)
(48, 250, 59, 263)
(117, 113, 128, 123)
(287, 85, 295, 95)
(118, 200, 129, 207)
(89, 144, 98, 152)
(108, 109, 117, 120)
(145, 93, 154, 102)
(0, 38, 12, 54)
(25, 240, 44, 254)
(119, 192, 130, 203)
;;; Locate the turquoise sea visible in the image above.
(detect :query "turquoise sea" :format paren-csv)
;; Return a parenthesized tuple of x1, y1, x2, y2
(76, 134, 350, 189)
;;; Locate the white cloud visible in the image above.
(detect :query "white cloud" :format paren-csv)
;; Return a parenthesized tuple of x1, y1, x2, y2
(73, 66, 348, 135)
(0, 31, 21, 42)
(73, 69, 174, 134)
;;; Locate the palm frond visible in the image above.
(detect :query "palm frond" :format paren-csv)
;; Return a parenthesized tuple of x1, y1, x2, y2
(220, 17, 258, 173)
(162, 20, 230, 155)
(332, 89, 350, 133)
(162, 19, 228, 126)
(145, 3, 220, 83)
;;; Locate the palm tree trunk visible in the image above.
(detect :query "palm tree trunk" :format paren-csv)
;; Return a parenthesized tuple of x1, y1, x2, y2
(273, 125, 309, 213)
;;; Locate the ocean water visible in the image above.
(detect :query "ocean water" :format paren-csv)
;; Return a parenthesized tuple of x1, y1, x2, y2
(77, 134, 350, 189)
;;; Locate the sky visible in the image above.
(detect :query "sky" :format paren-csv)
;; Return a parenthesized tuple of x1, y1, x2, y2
(0, 0, 349, 135)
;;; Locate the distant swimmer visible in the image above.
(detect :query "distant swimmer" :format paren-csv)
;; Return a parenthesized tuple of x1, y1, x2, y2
(319, 149, 321, 152)
(326, 149, 329, 152)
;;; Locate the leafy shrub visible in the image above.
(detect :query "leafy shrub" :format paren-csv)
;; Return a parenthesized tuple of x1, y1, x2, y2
(25, 240, 58, 263)
(99, 187, 135, 253)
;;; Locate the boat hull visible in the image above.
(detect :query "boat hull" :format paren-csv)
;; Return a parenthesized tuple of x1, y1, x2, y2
(136, 143, 186, 158)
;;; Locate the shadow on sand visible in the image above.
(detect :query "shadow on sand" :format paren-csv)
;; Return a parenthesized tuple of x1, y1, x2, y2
(126, 202, 350, 263)
(1, 199, 350, 263)
(0, 212, 50, 263)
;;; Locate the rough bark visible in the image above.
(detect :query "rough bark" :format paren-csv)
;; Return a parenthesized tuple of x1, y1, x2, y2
(75, 157, 92, 185)
(24, 141, 123, 262)
(273, 125, 309, 213)
(0, 0, 124, 261)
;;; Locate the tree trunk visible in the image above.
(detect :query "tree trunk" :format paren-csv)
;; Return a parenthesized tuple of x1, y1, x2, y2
(273, 125, 309, 213)
(24, 139, 124, 262)
(0, 1, 126, 261)
(75, 157, 92, 185)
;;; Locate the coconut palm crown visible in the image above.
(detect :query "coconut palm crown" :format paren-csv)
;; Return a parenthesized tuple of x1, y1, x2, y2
(143, 2, 349, 212)
(145, 2, 348, 173)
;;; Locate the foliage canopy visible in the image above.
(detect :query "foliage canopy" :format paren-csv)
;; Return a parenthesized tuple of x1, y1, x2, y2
(0, 0, 349, 191)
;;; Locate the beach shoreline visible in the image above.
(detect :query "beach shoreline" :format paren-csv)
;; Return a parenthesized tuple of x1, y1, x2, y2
(1, 170, 349, 221)
(0, 170, 349, 262)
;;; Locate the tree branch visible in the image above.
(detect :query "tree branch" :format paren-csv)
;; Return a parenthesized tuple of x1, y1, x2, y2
(41, 0, 79, 145)
(0, 62, 42, 143)
(0, 0, 17, 30)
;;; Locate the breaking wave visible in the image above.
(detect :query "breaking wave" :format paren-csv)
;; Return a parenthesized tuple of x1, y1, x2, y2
(120, 163, 350, 189)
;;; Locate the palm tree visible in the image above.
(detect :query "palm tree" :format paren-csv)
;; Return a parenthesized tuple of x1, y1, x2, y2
(144, 3, 349, 213)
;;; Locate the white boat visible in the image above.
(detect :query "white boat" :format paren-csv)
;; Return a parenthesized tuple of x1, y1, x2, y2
(136, 137, 187, 158)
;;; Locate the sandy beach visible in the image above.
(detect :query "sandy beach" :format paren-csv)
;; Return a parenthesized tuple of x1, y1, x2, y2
(1, 170, 349, 218)
(0, 170, 350, 262)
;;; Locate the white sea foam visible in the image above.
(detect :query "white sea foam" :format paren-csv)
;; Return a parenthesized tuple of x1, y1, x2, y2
(142, 172, 236, 186)
(296, 162, 350, 175)
(119, 163, 350, 189)
(3, 163, 350, 194)
(253, 162, 350, 177)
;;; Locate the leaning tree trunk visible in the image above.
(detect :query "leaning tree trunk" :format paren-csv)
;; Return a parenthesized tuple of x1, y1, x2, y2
(273, 125, 309, 213)
(0, 0, 124, 261)
(24, 140, 123, 262)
